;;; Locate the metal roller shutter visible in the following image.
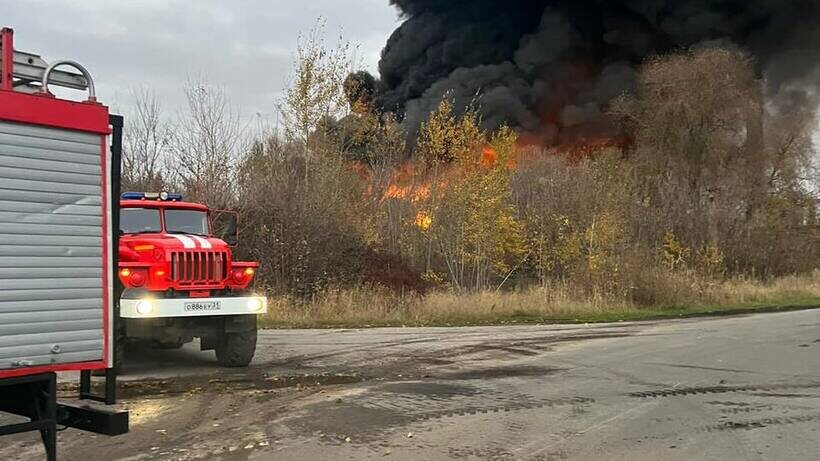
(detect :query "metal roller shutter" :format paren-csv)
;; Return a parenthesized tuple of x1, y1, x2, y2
(0, 120, 104, 370)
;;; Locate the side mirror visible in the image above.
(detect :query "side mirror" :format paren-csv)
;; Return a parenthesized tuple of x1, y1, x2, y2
(211, 210, 239, 246)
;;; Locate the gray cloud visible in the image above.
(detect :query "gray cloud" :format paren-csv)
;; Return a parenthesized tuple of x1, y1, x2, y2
(3, 0, 398, 120)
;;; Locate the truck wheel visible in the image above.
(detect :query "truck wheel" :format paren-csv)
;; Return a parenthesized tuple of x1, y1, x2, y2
(215, 328, 257, 367)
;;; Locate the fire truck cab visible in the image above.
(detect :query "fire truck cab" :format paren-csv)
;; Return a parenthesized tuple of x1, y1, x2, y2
(117, 192, 265, 367)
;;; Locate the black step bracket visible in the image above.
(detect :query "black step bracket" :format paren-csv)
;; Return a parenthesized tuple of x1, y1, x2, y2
(57, 402, 129, 436)
(78, 368, 117, 405)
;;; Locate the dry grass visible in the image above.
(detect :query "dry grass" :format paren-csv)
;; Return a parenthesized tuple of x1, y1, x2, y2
(697, 271, 820, 305)
(260, 270, 820, 328)
(264, 282, 631, 328)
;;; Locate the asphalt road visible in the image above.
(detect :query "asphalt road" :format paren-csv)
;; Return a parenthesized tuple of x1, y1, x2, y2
(1, 309, 819, 460)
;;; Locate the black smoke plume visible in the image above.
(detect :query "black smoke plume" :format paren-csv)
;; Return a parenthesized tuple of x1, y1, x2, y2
(371, 0, 820, 144)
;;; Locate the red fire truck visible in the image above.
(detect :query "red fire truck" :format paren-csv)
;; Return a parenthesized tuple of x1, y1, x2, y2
(117, 192, 265, 367)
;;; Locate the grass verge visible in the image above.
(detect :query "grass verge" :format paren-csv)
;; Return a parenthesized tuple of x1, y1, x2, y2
(259, 271, 820, 329)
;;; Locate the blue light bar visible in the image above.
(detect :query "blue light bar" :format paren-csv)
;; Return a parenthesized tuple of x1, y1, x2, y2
(121, 192, 145, 200)
(121, 192, 183, 201)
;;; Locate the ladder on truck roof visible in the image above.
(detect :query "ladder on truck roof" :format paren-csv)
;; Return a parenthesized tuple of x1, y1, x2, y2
(0, 27, 95, 98)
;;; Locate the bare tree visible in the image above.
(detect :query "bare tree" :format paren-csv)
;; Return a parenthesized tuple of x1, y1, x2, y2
(170, 78, 247, 209)
(122, 87, 172, 191)
(613, 49, 760, 246)
(611, 48, 818, 276)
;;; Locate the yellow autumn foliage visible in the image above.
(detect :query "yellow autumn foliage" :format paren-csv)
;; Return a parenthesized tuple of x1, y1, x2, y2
(415, 101, 527, 289)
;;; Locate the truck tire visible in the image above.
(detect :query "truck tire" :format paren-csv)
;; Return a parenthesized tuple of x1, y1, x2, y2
(215, 328, 257, 367)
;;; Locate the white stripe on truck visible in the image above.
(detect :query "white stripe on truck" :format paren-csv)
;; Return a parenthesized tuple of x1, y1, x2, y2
(190, 235, 212, 249)
(168, 234, 195, 248)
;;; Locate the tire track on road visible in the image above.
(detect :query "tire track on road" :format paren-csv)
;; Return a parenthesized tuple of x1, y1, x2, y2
(629, 382, 820, 398)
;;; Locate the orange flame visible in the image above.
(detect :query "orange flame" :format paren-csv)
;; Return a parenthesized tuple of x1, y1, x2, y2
(480, 145, 520, 170)
(480, 147, 497, 168)
(382, 163, 434, 204)
(414, 211, 432, 230)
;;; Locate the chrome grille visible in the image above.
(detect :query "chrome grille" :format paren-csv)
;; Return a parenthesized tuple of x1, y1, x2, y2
(170, 251, 228, 285)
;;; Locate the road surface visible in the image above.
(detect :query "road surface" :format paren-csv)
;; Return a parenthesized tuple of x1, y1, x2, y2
(1, 309, 818, 460)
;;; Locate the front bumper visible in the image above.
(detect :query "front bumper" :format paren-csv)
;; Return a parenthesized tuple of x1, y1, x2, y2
(120, 296, 267, 318)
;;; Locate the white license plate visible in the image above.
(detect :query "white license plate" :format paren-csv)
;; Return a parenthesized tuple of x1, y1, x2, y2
(184, 301, 221, 312)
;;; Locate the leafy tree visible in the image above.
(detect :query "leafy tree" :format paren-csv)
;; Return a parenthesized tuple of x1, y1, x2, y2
(277, 18, 354, 158)
(416, 99, 484, 167)
(415, 100, 526, 289)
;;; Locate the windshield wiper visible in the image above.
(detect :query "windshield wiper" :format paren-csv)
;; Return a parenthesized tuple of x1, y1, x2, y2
(166, 230, 209, 237)
(122, 230, 160, 236)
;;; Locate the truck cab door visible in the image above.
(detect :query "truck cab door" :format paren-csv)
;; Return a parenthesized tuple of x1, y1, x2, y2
(211, 210, 238, 246)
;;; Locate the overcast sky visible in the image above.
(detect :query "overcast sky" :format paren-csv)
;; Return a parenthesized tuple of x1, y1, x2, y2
(4, 0, 399, 121)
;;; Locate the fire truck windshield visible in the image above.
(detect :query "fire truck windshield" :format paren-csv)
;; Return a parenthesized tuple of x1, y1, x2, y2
(164, 209, 209, 236)
(120, 208, 161, 234)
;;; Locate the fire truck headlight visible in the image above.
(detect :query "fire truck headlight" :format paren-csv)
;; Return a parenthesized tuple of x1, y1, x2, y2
(247, 298, 264, 312)
(135, 299, 154, 315)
